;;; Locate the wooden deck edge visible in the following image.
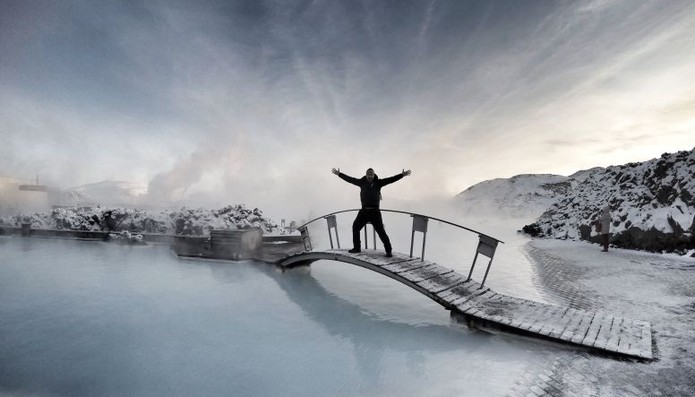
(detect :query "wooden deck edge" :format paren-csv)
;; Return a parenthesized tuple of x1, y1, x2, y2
(451, 308, 654, 361)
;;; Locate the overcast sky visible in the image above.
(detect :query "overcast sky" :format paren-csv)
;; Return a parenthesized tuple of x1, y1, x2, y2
(2, 0, 694, 219)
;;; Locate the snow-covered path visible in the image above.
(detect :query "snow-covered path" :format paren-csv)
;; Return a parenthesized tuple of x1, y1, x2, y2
(515, 239, 695, 396)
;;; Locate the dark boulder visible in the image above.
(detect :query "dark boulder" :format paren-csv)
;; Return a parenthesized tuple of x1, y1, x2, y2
(609, 226, 694, 254)
(578, 223, 592, 240)
(522, 223, 543, 237)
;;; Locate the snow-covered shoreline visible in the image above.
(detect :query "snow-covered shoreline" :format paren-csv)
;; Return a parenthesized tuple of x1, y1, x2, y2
(523, 238, 695, 396)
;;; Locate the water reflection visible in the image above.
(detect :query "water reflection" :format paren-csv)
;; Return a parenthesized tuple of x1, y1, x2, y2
(179, 257, 257, 285)
(251, 262, 497, 387)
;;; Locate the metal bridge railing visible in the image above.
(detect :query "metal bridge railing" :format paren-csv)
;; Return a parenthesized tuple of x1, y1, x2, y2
(296, 209, 504, 288)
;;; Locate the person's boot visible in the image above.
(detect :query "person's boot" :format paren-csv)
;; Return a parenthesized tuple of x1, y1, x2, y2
(384, 252, 393, 258)
(348, 248, 361, 253)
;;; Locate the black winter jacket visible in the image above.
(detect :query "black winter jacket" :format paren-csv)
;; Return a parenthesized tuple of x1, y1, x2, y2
(338, 172, 404, 209)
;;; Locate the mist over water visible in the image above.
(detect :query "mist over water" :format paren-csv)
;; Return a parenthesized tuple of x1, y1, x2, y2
(0, 237, 556, 396)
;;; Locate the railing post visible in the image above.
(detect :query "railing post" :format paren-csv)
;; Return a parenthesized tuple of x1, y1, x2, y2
(299, 226, 312, 251)
(468, 234, 499, 288)
(410, 215, 428, 261)
(372, 226, 376, 250)
(360, 224, 376, 250)
(327, 221, 333, 249)
(467, 252, 479, 281)
(325, 215, 340, 249)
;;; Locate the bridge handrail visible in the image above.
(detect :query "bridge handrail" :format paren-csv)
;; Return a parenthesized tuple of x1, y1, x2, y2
(297, 208, 504, 245)
(295, 208, 504, 288)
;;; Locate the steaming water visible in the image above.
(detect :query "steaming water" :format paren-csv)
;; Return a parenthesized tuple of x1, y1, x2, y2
(1, 229, 557, 396)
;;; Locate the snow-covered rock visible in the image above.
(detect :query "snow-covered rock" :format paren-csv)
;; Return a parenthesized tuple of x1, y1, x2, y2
(453, 148, 694, 254)
(0, 204, 278, 236)
(525, 148, 695, 254)
(105, 230, 146, 245)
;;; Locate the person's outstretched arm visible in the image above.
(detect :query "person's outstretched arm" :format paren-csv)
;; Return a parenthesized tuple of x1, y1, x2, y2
(332, 167, 361, 186)
(379, 169, 411, 187)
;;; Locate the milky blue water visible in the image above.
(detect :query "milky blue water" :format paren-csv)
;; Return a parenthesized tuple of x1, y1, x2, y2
(0, 235, 556, 396)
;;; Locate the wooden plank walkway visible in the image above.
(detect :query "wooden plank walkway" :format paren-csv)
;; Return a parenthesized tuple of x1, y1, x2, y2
(279, 249, 653, 360)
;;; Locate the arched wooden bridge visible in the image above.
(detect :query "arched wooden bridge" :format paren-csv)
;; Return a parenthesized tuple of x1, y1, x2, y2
(277, 209, 653, 360)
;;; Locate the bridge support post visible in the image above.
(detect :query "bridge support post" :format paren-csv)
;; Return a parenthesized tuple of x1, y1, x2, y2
(467, 235, 499, 288)
(363, 226, 367, 249)
(325, 215, 340, 249)
(449, 310, 473, 329)
(409, 215, 428, 261)
(299, 226, 312, 251)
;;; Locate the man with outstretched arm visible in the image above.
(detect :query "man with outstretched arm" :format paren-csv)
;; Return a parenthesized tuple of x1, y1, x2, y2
(331, 167, 412, 257)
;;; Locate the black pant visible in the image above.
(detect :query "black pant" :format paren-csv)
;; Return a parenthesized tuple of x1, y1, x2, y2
(352, 209, 392, 253)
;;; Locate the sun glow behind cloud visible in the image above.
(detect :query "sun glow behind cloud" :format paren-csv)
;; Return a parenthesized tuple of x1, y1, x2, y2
(1, 0, 694, 219)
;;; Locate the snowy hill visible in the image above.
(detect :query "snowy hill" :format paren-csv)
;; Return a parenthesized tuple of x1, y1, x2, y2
(454, 174, 577, 221)
(568, 167, 603, 183)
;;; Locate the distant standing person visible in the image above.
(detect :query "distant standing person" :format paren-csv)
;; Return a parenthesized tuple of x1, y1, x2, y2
(599, 205, 612, 252)
(332, 167, 411, 257)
